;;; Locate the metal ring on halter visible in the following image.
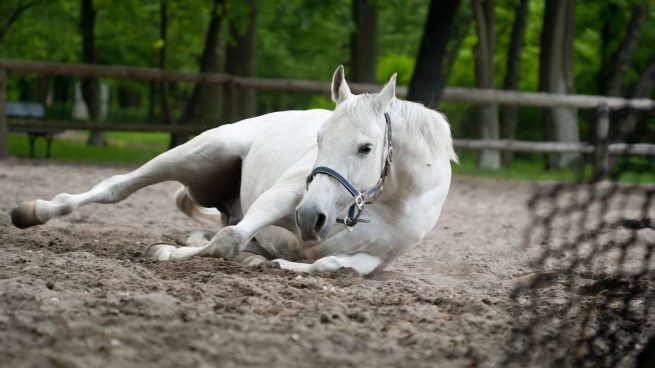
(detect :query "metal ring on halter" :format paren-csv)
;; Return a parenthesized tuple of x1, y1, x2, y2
(343, 217, 354, 231)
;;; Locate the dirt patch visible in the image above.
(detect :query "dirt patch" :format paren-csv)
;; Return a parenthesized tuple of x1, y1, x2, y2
(0, 160, 544, 367)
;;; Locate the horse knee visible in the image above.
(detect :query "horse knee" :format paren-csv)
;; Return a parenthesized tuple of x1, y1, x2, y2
(205, 226, 248, 260)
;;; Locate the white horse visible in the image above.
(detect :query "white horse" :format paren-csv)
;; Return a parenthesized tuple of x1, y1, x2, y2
(10, 66, 457, 276)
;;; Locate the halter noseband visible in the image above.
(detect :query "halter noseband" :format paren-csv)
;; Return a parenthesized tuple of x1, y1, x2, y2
(305, 113, 393, 231)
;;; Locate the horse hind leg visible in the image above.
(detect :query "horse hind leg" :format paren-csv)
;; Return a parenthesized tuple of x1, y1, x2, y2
(12, 124, 252, 229)
(174, 187, 224, 227)
(11, 157, 175, 229)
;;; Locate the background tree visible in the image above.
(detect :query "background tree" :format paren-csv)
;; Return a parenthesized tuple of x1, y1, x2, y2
(599, 2, 648, 97)
(406, 0, 461, 107)
(172, 0, 226, 147)
(620, 52, 655, 137)
(0, 0, 42, 43)
(473, 0, 500, 170)
(1, 0, 654, 174)
(596, 1, 650, 143)
(500, 0, 529, 164)
(224, 0, 257, 122)
(539, 0, 578, 169)
(159, 0, 173, 132)
(350, 0, 377, 83)
(80, 0, 106, 146)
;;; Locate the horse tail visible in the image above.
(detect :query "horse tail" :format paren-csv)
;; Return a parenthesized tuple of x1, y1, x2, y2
(174, 187, 222, 226)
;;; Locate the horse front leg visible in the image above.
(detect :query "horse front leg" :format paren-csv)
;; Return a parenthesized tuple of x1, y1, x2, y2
(274, 253, 382, 276)
(145, 184, 303, 261)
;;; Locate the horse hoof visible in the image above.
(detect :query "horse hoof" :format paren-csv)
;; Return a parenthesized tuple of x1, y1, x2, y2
(143, 243, 177, 261)
(11, 201, 44, 229)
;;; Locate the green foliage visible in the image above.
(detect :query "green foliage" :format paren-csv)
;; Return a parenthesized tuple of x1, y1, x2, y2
(377, 54, 414, 85)
(2, 0, 654, 99)
(308, 95, 335, 110)
(1, 0, 655, 179)
(257, 0, 352, 80)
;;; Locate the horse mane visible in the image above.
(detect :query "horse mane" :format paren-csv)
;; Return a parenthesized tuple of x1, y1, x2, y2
(343, 95, 458, 164)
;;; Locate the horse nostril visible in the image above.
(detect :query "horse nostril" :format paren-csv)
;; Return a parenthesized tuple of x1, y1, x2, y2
(314, 212, 327, 233)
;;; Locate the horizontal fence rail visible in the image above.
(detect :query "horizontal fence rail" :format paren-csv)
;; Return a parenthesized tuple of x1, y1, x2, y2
(8, 119, 209, 134)
(453, 139, 655, 156)
(1, 59, 655, 170)
(2, 59, 655, 110)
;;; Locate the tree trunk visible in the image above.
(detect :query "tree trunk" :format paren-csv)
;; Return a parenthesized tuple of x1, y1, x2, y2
(619, 53, 655, 137)
(53, 77, 70, 104)
(35, 76, 49, 105)
(539, 0, 578, 169)
(80, 0, 106, 146)
(148, 82, 155, 123)
(224, 0, 257, 122)
(159, 0, 173, 127)
(500, 0, 529, 165)
(171, 0, 226, 147)
(600, 3, 647, 97)
(473, 0, 500, 170)
(117, 87, 140, 108)
(350, 0, 377, 83)
(159, 0, 176, 148)
(407, 0, 461, 107)
(442, 7, 473, 86)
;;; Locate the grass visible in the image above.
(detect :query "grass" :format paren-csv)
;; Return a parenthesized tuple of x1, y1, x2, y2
(9, 131, 169, 164)
(8, 132, 654, 182)
(453, 150, 586, 181)
(453, 150, 655, 183)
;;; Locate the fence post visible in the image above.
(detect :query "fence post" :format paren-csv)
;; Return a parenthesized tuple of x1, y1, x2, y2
(0, 67, 8, 159)
(593, 103, 610, 180)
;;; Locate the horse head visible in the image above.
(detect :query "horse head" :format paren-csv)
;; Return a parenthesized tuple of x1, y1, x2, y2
(296, 65, 397, 241)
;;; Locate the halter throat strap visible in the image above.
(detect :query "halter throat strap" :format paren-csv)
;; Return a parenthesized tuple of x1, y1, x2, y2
(305, 112, 393, 230)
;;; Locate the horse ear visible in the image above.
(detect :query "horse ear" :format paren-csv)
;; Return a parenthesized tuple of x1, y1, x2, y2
(331, 65, 353, 104)
(375, 73, 397, 111)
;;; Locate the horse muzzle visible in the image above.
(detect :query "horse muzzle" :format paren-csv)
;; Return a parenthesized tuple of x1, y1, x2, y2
(295, 204, 332, 241)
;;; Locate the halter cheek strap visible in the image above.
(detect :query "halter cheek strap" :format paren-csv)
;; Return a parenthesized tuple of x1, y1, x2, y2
(305, 112, 393, 231)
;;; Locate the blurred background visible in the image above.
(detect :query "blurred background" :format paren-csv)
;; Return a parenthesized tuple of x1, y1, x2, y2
(0, 0, 653, 181)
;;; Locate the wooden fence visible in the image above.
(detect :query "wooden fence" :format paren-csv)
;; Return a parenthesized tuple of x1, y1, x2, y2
(1, 59, 654, 177)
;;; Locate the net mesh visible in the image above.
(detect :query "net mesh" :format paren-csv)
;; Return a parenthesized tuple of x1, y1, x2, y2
(505, 109, 655, 367)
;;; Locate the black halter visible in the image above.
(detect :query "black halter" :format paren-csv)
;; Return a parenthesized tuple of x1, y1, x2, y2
(306, 113, 393, 231)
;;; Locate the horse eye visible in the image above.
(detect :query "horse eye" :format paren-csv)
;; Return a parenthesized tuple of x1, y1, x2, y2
(358, 144, 373, 155)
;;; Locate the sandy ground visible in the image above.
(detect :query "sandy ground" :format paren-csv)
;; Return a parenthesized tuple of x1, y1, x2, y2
(0, 160, 552, 367)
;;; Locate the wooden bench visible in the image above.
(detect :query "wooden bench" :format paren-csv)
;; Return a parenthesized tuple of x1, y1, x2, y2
(7, 102, 63, 158)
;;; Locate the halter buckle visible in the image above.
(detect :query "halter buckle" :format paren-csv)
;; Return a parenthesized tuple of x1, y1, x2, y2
(354, 194, 365, 210)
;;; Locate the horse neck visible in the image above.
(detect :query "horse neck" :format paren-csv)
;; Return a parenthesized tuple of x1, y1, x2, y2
(379, 110, 451, 203)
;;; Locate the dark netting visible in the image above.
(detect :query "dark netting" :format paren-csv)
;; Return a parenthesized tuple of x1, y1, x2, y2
(505, 109, 655, 368)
